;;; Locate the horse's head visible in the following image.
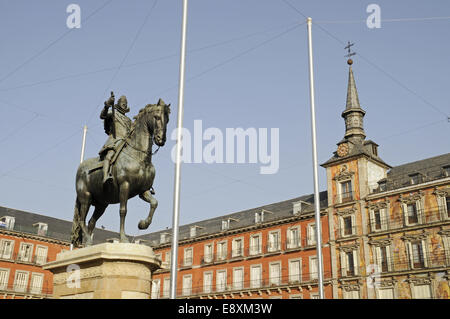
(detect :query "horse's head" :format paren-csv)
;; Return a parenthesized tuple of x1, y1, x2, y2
(147, 99, 170, 147)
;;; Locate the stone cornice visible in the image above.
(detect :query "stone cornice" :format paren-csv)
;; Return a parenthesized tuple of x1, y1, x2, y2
(368, 238, 393, 247)
(0, 229, 70, 246)
(398, 191, 425, 204)
(336, 206, 357, 216)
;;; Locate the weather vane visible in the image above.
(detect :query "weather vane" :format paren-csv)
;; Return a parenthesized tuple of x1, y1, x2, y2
(345, 41, 356, 65)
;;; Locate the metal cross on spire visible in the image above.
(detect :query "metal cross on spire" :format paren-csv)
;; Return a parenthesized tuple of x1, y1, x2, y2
(345, 41, 356, 58)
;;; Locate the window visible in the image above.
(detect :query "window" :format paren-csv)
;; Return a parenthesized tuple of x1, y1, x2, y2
(409, 174, 420, 185)
(407, 203, 419, 224)
(443, 166, 450, 177)
(217, 241, 227, 261)
(203, 272, 213, 293)
(163, 277, 170, 298)
(287, 227, 300, 249)
(216, 270, 227, 292)
(35, 245, 48, 265)
(160, 233, 169, 244)
(0, 216, 15, 230)
(190, 226, 197, 238)
(307, 224, 316, 246)
(165, 251, 171, 265)
(184, 248, 193, 266)
(222, 220, 229, 231)
(255, 211, 264, 223)
(310, 293, 320, 299)
(309, 256, 318, 280)
(269, 262, 281, 286)
(14, 271, 29, 292)
(447, 197, 450, 219)
(204, 243, 213, 263)
(341, 180, 353, 202)
(250, 234, 261, 255)
(375, 246, 390, 272)
(341, 249, 358, 277)
(379, 181, 387, 192)
(250, 265, 262, 288)
(182, 275, 192, 296)
(233, 268, 244, 290)
(0, 239, 14, 259)
(34, 223, 48, 236)
(373, 210, 382, 230)
(342, 215, 354, 236)
(151, 279, 160, 299)
(0, 268, 9, 290)
(267, 231, 280, 252)
(411, 241, 425, 269)
(343, 289, 360, 299)
(232, 238, 243, 257)
(413, 284, 432, 299)
(289, 259, 302, 283)
(377, 288, 394, 299)
(30, 273, 43, 294)
(18, 243, 33, 262)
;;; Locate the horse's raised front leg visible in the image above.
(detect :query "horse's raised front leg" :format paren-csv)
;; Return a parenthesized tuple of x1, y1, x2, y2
(118, 182, 130, 243)
(138, 189, 158, 230)
(87, 204, 107, 242)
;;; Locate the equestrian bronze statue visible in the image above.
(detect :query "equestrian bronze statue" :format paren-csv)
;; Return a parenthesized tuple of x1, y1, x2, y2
(71, 92, 170, 247)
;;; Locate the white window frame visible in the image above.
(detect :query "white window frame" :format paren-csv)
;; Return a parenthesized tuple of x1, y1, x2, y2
(255, 211, 264, 223)
(231, 237, 244, 258)
(269, 261, 281, 286)
(232, 267, 244, 291)
(203, 243, 214, 263)
(307, 223, 316, 246)
(163, 277, 170, 298)
(249, 233, 262, 256)
(309, 255, 318, 280)
(290, 294, 303, 299)
(183, 247, 193, 266)
(151, 279, 161, 299)
(374, 245, 393, 272)
(182, 274, 192, 296)
(288, 258, 302, 284)
(287, 226, 301, 249)
(369, 207, 388, 232)
(221, 220, 229, 231)
(190, 226, 197, 238)
(0, 268, 10, 290)
(340, 214, 356, 237)
(267, 229, 281, 252)
(343, 289, 360, 299)
(250, 264, 262, 289)
(217, 240, 227, 261)
(411, 283, 432, 299)
(376, 287, 395, 299)
(203, 271, 213, 294)
(29, 272, 44, 294)
(340, 249, 359, 277)
(0, 216, 15, 230)
(0, 239, 14, 260)
(339, 179, 354, 203)
(18, 242, 34, 263)
(164, 251, 171, 265)
(436, 192, 450, 221)
(34, 245, 48, 265)
(401, 199, 424, 226)
(406, 239, 428, 269)
(13, 270, 29, 292)
(216, 269, 227, 292)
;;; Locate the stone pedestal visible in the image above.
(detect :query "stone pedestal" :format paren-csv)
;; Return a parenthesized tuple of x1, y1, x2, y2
(43, 243, 161, 299)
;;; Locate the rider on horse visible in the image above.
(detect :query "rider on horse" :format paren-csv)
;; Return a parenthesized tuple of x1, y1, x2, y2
(99, 91, 132, 185)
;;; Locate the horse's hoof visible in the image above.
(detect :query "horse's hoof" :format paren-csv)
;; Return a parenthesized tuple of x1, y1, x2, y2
(138, 220, 149, 230)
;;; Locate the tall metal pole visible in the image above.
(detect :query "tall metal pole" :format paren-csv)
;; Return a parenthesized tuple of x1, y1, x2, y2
(80, 124, 88, 163)
(306, 17, 325, 299)
(170, 0, 188, 300)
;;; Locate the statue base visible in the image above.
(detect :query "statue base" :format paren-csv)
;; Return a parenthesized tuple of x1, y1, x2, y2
(43, 242, 161, 299)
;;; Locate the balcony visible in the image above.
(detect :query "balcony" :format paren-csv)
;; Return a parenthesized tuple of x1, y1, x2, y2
(334, 191, 356, 205)
(169, 272, 333, 298)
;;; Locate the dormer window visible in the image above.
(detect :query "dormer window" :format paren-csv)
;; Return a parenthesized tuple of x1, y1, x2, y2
(378, 181, 387, 192)
(160, 232, 170, 244)
(221, 220, 229, 231)
(293, 201, 310, 215)
(255, 211, 263, 223)
(33, 223, 48, 236)
(189, 225, 203, 238)
(372, 144, 378, 156)
(443, 166, 450, 177)
(0, 216, 15, 230)
(409, 173, 420, 185)
(107, 238, 119, 243)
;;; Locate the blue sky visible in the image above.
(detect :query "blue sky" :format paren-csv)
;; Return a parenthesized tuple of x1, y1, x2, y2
(0, 0, 449, 237)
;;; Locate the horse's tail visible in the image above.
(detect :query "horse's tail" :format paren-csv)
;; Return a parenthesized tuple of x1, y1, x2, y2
(70, 197, 83, 247)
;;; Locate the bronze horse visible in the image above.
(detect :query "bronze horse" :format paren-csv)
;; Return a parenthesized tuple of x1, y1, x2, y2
(71, 101, 170, 247)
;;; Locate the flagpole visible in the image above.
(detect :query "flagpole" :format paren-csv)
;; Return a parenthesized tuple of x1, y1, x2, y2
(170, 0, 188, 300)
(80, 124, 88, 163)
(306, 17, 325, 299)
